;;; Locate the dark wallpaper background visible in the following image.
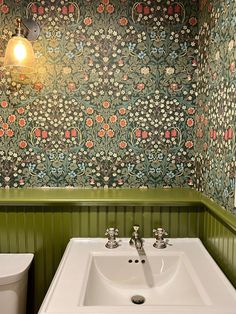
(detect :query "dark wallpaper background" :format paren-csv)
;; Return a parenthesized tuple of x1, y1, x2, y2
(0, 0, 235, 213)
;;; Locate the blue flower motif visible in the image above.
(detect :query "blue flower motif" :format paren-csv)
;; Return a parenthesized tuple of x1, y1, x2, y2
(167, 171, 175, 179)
(38, 171, 46, 178)
(138, 51, 146, 59)
(128, 43, 136, 51)
(28, 163, 36, 171)
(78, 163, 85, 171)
(158, 153, 163, 160)
(66, 51, 74, 59)
(49, 153, 55, 160)
(76, 42, 83, 51)
(149, 168, 155, 174)
(180, 42, 187, 51)
(51, 168, 57, 174)
(160, 31, 166, 39)
(150, 31, 156, 39)
(177, 163, 184, 172)
(128, 163, 134, 172)
(69, 171, 76, 178)
(170, 51, 178, 59)
(137, 171, 144, 178)
(151, 47, 158, 53)
(158, 47, 165, 54)
(59, 153, 65, 160)
(148, 153, 154, 160)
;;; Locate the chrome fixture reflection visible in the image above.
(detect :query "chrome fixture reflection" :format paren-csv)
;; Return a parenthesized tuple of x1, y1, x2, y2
(105, 227, 119, 249)
(129, 224, 143, 250)
(153, 228, 168, 249)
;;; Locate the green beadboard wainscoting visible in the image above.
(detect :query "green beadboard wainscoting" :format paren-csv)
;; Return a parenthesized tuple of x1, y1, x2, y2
(0, 188, 235, 313)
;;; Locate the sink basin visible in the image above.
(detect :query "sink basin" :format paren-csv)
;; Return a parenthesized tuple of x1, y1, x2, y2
(38, 238, 236, 314)
(84, 253, 208, 306)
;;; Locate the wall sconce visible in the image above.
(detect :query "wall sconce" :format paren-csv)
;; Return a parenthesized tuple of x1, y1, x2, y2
(4, 17, 40, 74)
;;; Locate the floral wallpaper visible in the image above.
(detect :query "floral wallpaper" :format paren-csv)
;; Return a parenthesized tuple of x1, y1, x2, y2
(196, 0, 236, 213)
(0, 0, 198, 189)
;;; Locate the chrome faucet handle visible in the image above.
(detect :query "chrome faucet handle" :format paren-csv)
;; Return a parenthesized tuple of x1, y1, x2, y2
(105, 227, 119, 249)
(153, 228, 168, 249)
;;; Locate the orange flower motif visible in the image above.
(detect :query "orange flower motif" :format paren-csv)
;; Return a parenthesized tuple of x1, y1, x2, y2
(107, 129, 114, 138)
(106, 4, 114, 13)
(102, 101, 110, 108)
(97, 4, 104, 13)
(185, 140, 193, 149)
(41, 131, 48, 139)
(38, 6, 44, 15)
(137, 83, 145, 90)
(86, 118, 93, 127)
(103, 123, 110, 130)
(142, 131, 148, 139)
(119, 17, 128, 26)
(35, 128, 41, 137)
(2, 123, 8, 129)
(8, 115, 16, 123)
(6, 129, 14, 137)
(65, 130, 70, 139)
(34, 82, 43, 91)
(19, 140, 27, 149)
(0, 129, 4, 137)
(1, 4, 9, 14)
(102, 0, 109, 5)
(84, 17, 93, 25)
(118, 108, 126, 115)
(109, 115, 117, 123)
(85, 140, 94, 148)
(187, 107, 195, 115)
(119, 141, 127, 149)
(17, 107, 25, 114)
(187, 118, 194, 127)
(96, 115, 104, 123)
(19, 118, 26, 127)
(98, 129, 105, 137)
(1, 101, 8, 108)
(86, 107, 94, 115)
(71, 129, 77, 137)
(189, 17, 197, 26)
(119, 119, 127, 127)
(135, 129, 142, 138)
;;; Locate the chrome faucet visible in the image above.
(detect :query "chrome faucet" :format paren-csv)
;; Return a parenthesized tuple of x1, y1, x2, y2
(105, 227, 119, 249)
(129, 225, 143, 250)
(153, 228, 168, 249)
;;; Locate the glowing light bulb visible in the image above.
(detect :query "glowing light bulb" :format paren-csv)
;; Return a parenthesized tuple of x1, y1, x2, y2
(14, 42, 27, 62)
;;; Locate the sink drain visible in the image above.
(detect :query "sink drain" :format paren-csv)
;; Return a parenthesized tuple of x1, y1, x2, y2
(131, 295, 145, 305)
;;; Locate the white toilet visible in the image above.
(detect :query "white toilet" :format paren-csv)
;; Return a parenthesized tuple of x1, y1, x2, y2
(0, 254, 34, 314)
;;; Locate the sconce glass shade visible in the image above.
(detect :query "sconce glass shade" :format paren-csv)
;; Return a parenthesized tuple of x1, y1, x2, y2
(4, 36, 35, 74)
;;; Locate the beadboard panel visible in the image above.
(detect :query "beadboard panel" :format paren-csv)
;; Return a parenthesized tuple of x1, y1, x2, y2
(201, 209, 236, 288)
(0, 205, 202, 313)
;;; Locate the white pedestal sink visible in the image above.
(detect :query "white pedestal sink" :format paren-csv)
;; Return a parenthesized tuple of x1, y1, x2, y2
(38, 238, 236, 314)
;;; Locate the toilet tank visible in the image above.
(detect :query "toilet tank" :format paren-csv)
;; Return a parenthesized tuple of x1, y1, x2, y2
(0, 254, 34, 314)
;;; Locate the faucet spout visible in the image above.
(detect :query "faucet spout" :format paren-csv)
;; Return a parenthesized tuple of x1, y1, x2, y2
(129, 225, 143, 250)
